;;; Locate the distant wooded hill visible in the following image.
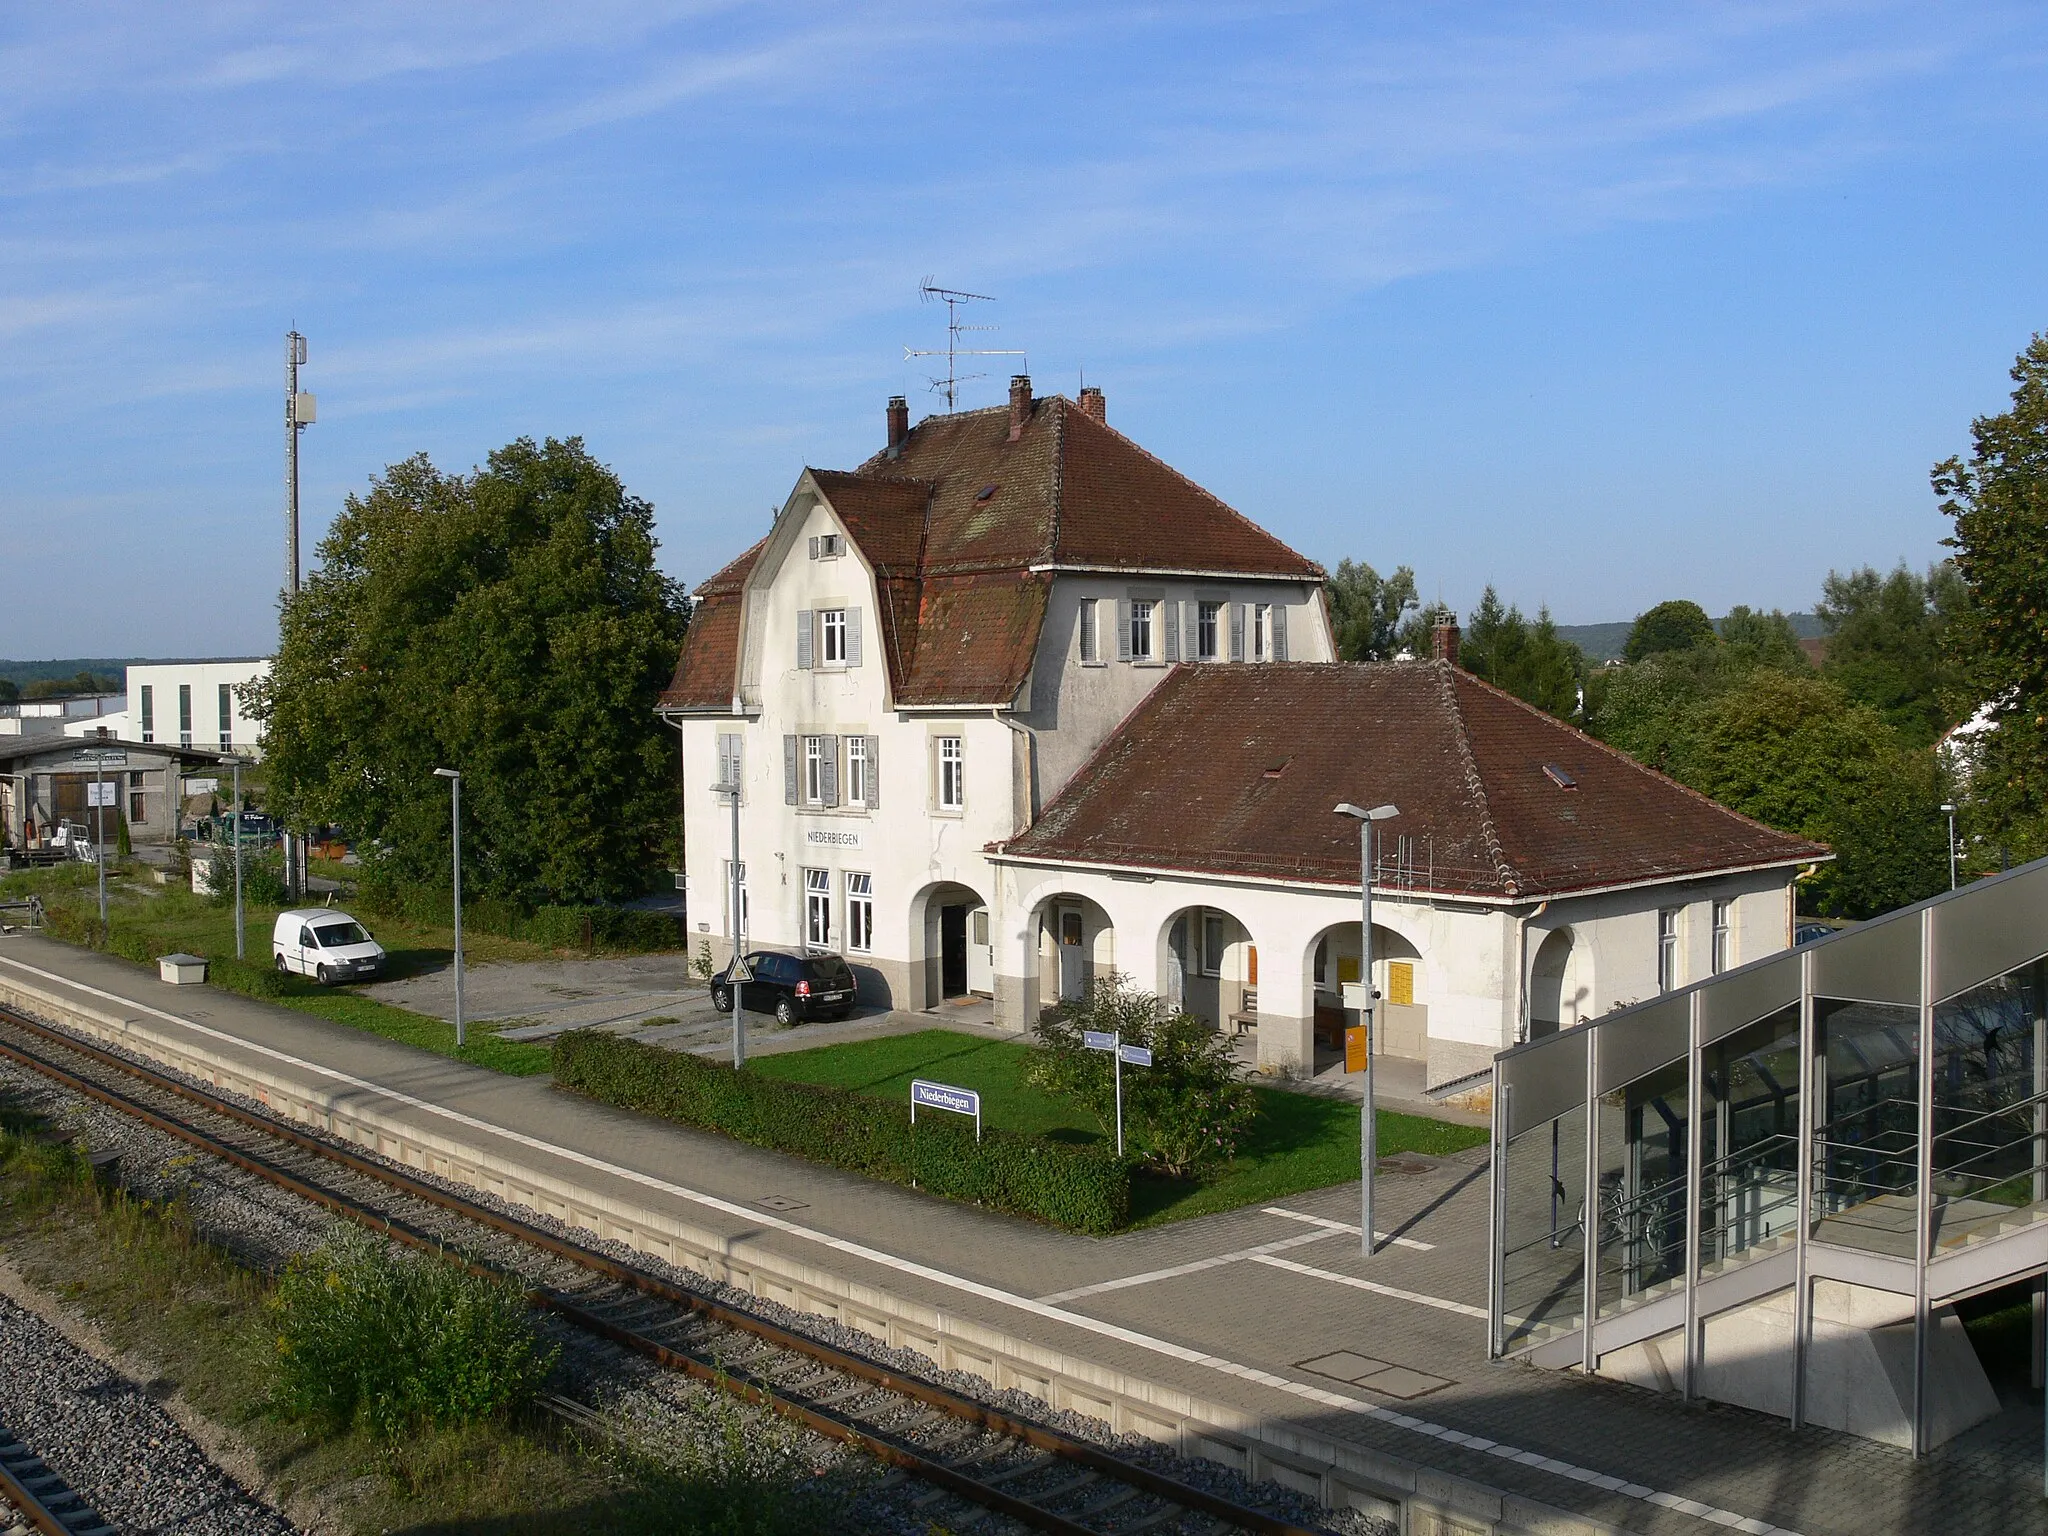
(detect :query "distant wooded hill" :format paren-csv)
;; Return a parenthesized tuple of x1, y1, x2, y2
(0, 659, 141, 690)
(1555, 613, 1824, 664)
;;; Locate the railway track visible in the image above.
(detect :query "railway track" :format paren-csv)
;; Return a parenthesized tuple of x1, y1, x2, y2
(0, 1424, 114, 1536)
(0, 1004, 1338, 1536)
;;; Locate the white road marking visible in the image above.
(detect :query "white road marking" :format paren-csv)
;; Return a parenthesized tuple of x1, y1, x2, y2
(1261, 1204, 1436, 1251)
(0, 952, 1804, 1536)
(1037, 1229, 1339, 1302)
(1249, 1253, 1489, 1320)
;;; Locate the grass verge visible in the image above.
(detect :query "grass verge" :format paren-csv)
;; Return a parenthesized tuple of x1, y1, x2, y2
(0, 1096, 851, 1534)
(750, 1028, 1486, 1227)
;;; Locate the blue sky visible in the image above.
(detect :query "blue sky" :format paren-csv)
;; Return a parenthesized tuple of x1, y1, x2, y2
(6, 2, 2047, 657)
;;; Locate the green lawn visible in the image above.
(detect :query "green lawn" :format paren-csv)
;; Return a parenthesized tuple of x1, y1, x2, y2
(750, 1028, 1486, 1228)
(8, 863, 552, 1076)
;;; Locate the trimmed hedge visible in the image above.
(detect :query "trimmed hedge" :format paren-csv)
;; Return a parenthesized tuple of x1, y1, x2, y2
(552, 1030, 1131, 1234)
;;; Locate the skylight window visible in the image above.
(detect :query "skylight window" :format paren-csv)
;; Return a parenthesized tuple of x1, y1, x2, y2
(1542, 763, 1578, 790)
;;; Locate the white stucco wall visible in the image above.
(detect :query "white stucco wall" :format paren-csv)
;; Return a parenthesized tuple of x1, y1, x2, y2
(125, 659, 271, 756)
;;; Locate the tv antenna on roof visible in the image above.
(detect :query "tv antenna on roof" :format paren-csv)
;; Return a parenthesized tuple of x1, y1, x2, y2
(905, 279, 1025, 413)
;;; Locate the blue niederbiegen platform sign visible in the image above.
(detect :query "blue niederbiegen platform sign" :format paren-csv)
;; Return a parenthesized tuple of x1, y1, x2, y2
(910, 1078, 982, 1141)
(1083, 1030, 1117, 1051)
(1117, 1043, 1153, 1066)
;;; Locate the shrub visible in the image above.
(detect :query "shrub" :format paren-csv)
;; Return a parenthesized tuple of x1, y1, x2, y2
(1031, 974, 1257, 1177)
(355, 868, 682, 953)
(270, 1232, 556, 1438)
(553, 1031, 1130, 1233)
(208, 955, 306, 1000)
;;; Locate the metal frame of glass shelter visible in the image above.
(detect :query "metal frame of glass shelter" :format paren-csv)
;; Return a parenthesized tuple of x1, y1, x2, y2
(1489, 856, 2048, 1459)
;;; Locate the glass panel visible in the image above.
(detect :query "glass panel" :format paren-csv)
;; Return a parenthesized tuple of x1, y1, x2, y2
(1812, 998, 1920, 1255)
(1931, 960, 2048, 1252)
(1698, 1004, 1802, 1277)
(1500, 1104, 1587, 1350)
(1593, 1057, 1689, 1320)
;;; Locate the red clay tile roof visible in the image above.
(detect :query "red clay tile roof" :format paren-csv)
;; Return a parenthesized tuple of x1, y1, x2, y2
(663, 393, 1320, 709)
(1001, 662, 1829, 899)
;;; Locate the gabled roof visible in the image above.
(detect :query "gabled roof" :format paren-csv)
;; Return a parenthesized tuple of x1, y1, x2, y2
(660, 393, 1320, 711)
(1000, 662, 1829, 900)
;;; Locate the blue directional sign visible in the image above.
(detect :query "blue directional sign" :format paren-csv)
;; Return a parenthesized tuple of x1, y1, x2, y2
(910, 1078, 982, 1141)
(1083, 1030, 1117, 1051)
(1117, 1043, 1153, 1067)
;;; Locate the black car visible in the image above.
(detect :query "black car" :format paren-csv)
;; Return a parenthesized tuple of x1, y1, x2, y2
(710, 950, 858, 1024)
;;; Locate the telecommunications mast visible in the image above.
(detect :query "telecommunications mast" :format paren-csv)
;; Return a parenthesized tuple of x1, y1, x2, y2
(284, 331, 315, 596)
(903, 280, 1025, 412)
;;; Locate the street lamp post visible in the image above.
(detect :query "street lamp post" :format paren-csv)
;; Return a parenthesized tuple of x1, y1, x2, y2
(720, 769, 746, 1069)
(1336, 800, 1400, 1257)
(433, 769, 464, 1048)
(1941, 802, 1959, 891)
(220, 757, 245, 959)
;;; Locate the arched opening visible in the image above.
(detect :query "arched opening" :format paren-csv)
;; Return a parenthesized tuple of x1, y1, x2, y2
(1159, 905, 1259, 1033)
(1307, 920, 1429, 1067)
(1027, 893, 1115, 1013)
(912, 880, 992, 1008)
(1529, 927, 1588, 1038)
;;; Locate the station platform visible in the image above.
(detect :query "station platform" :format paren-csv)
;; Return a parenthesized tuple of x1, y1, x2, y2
(0, 932, 2038, 1536)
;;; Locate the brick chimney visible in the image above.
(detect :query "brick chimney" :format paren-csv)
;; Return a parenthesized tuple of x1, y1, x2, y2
(885, 395, 909, 459)
(1432, 617, 1461, 666)
(1008, 374, 1032, 442)
(1077, 386, 1105, 423)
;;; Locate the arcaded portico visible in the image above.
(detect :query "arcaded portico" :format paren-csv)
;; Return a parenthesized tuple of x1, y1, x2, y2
(994, 663, 1827, 1084)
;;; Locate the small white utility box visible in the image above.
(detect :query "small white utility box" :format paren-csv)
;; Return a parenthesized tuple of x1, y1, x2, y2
(1342, 982, 1372, 1010)
(158, 953, 208, 986)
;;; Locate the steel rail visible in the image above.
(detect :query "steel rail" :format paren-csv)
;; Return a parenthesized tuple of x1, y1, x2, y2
(0, 1005, 1329, 1536)
(0, 1426, 112, 1536)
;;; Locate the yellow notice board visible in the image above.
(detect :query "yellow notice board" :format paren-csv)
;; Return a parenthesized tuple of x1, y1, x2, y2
(1344, 1025, 1369, 1072)
(1388, 961, 1414, 1007)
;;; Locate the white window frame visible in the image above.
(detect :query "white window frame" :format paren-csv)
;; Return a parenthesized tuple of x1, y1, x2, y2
(936, 736, 964, 812)
(1711, 899, 1733, 975)
(804, 735, 826, 805)
(1657, 908, 1680, 993)
(1201, 912, 1227, 976)
(804, 867, 832, 949)
(846, 735, 869, 807)
(820, 608, 847, 666)
(1079, 597, 1100, 664)
(723, 860, 749, 939)
(1129, 599, 1155, 662)
(1251, 603, 1271, 662)
(1197, 601, 1221, 662)
(846, 872, 874, 953)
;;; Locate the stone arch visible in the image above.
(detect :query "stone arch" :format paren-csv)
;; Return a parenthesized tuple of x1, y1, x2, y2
(1156, 903, 1262, 1032)
(1304, 919, 1432, 1065)
(1025, 891, 1117, 1014)
(1530, 926, 1589, 1037)
(909, 878, 992, 1009)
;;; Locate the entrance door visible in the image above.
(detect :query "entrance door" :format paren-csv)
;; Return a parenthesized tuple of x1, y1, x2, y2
(1058, 909, 1086, 1002)
(940, 904, 969, 998)
(966, 906, 994, 995)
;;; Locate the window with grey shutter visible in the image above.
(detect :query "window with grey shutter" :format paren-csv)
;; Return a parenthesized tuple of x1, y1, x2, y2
(783, 735, 798, 804)
(717, 732, 743, 793)
(797, 609, 814, 669)
(1272, 604, 1288, 660)
(1116, 599, 1132, 661)
(808, 535, 820, 559)
(1230, 603, 1246, 661)
(820, 734, 840, 806)
(1162, 599, 1180, 661)
(1186, 603, 1200, 662)
(864, 736, 880, 808)
(845, 607, 862, 667)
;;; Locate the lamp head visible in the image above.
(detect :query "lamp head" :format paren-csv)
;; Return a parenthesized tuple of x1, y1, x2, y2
(433, 768, 460, 781)
(1940, 802, 1956, 815)
(1336, 802, 1400, 821)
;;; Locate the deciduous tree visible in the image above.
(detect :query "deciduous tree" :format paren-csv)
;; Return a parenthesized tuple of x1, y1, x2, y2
(248, 438, 688, 907)
(1623, 600, 1716, 662)
(1817, 562, 1964, 748)
(1325, 558, 1418, 661)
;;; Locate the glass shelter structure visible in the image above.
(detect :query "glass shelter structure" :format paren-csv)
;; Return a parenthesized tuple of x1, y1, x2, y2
(1489, 858, 2048, 1455)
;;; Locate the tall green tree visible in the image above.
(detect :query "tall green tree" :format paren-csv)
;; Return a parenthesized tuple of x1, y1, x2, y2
(1938, 333, 2048, 856)
(249, 438, 689, 906)
(1816, 562, 1964, 747)
(1325, 558, 1417, 661)
(1623, 600, 1717, 662)
(1718, 606, 1811, 675)
(1458, 587, 1584, 719)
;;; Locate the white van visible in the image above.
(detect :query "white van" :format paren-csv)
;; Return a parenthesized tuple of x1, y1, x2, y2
(272, 908, 387, 985)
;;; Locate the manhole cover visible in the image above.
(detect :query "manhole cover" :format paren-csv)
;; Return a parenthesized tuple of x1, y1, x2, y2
(1376, 1155, 1436, 1176)
(754, 1194, 809, 1212)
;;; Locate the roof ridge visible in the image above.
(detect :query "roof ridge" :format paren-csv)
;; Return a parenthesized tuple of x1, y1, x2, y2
(1437, 660, 1522, 897)
(1446, 665, 1831, 853)
(1060, 404, 1324, 578)
(1044, 396, 1066, 564)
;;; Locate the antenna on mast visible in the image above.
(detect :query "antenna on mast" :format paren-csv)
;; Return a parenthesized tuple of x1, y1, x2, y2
(904, 279, 1025, 412)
